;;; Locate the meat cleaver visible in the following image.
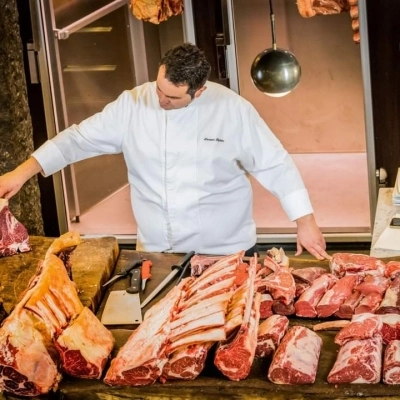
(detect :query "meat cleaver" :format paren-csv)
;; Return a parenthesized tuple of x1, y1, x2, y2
(101, 268, 142, 325)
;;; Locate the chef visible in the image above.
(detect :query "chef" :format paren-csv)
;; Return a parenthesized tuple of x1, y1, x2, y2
(0, 43, 329, 260)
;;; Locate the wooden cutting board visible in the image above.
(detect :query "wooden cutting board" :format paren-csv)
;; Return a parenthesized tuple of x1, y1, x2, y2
(0, 235, 119, 314)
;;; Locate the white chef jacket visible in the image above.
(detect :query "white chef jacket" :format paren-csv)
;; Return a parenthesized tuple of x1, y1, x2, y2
(33, 81, 313, 255)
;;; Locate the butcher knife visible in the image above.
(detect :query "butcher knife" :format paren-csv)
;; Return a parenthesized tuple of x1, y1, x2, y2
(140, 251, 195, 309)
(101, 268, 142, 325)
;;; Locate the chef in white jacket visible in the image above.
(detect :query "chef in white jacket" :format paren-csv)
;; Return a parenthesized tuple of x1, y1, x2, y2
(0, 43, 329, 260)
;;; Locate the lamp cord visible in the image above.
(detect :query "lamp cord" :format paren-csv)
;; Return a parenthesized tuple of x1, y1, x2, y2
(269, 0, 277, 50)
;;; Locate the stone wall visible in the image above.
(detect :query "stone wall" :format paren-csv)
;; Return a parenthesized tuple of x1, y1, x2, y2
(0, 0, 44, 235)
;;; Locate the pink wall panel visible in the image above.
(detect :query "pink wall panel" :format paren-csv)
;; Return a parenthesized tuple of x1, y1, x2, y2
(233, 0, 366, 154)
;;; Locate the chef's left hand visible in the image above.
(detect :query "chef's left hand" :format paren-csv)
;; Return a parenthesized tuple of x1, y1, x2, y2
(295, 214, 331, 260)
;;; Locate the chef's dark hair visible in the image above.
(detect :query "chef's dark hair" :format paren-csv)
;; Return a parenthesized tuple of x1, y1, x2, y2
(159, 43, 211, 98)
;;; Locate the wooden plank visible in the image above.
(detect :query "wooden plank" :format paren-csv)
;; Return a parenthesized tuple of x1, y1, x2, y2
(4, 250, 400, 399)
(0, 235, 119, 313)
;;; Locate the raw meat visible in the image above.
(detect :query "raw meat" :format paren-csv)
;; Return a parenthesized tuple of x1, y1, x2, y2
(334, 313, 382, 346)
(316, 275, 359, 318)
(259, 293, 273, 319)
(335, 290, 363, 319)
(380, 314, 400, 344)
(295, 273, 337, 318)
(355, 274, 390, 295)
(159, 342, 212, 382)
(383, 339, 400, 384)
(0, 307, 61, 396)
(267, 325, 322, 384)
(255, 315, 289, 358)
(0, 198, 31, 257)
(330, 253, 386, 277)
(130, 0, 183, 24)
(291, 266, 327, 284)
(354, 292, 383, 314)
(327, 336, 383, 384)
(376, 275, 400, 315)
(296, 0, 349, 17)
(104, 286, 182, 386)
(386, 261, 400, 278)
(55, 307, 115, 379)
(261, 264, 296, 305)
(214, 258, 260, 381)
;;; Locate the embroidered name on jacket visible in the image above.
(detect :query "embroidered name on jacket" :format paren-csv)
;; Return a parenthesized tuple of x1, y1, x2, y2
(204, 138, 225, 142)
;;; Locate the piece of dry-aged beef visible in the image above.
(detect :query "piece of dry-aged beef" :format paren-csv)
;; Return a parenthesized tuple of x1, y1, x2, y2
(0, 198, 31, 257)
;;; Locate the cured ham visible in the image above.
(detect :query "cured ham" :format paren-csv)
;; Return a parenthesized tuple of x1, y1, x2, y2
(268, 326, 322, 384)
(327, 336, 383, 384)
(0, 198, 31, 257)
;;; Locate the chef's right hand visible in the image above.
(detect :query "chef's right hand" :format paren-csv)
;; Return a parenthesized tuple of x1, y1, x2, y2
(0, 170, 26, 199)
(0, 157, 43, 199)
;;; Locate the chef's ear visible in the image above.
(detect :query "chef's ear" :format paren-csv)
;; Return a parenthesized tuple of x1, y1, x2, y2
(194, 86, 207, 98)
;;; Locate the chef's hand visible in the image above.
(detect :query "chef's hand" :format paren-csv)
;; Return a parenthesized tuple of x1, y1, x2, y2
(295, 214, 331, 260)
(0, 157, 42, 199)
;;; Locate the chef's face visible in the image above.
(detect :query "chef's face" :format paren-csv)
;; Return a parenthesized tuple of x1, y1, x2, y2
(156, 65, 205, 110)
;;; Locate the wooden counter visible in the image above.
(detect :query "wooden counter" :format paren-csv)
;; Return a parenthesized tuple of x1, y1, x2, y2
(3, 250, 400, 399)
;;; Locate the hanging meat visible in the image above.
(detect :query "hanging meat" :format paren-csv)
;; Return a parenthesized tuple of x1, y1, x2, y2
(130, 0, 184, 24)
(296, 0, 360, 44)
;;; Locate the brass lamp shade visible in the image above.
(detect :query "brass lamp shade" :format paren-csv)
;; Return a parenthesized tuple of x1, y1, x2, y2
(251, 48, 301, 97)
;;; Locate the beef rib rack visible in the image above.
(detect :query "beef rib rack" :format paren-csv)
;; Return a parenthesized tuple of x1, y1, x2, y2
(0, 198, 31, 257)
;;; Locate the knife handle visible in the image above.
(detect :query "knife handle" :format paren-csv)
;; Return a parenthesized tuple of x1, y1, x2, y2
(127, 268, 141, 294)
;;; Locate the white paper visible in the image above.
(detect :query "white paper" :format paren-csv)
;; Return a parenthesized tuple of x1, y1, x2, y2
(374, 213, 400, 251)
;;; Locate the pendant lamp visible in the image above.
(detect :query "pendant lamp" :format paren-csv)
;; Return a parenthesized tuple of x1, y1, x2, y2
(251, 0, 301, 97)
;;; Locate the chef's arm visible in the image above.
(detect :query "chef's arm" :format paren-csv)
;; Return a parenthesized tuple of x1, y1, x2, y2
(0, 157, 43, 199)
(295, 213, 331, 260)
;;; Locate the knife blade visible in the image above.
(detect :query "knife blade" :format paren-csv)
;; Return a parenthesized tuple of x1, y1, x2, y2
(102, 260, 142, 287)
(140, 251, 195, 309)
